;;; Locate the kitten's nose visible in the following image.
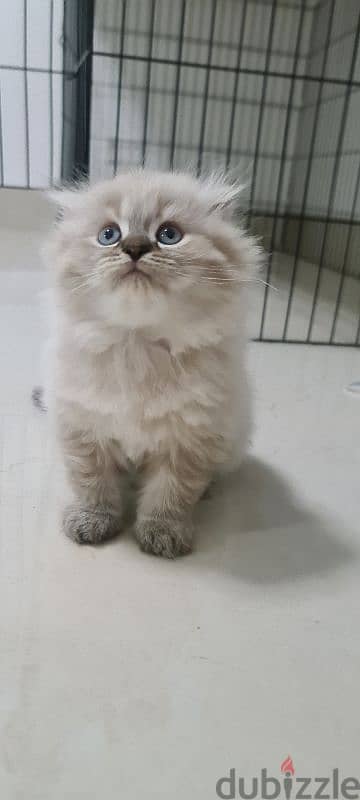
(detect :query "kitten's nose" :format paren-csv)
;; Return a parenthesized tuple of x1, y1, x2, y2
(121, 234, 152, 261)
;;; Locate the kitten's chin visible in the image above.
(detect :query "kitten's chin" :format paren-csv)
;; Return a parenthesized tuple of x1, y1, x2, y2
(121, 266, 152, 283)
(98, 283, 170, 330)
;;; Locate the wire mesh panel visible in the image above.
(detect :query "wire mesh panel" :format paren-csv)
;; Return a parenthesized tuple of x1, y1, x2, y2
(88, 0, 360, 346)
(1, 0, 360, 346)
(0, 0, 95, 188)
(61, 0, 95, 179)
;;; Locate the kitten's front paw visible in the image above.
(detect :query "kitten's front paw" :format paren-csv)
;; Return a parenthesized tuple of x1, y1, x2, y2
(135, 517, 193, 558)
(63, 504, 122, 545)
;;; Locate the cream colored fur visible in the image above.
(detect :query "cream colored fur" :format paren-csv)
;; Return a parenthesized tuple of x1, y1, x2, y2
(46, 170, 262, 557)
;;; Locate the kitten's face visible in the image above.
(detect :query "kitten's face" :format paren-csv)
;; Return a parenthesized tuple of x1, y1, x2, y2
(51, 171, 255, 331)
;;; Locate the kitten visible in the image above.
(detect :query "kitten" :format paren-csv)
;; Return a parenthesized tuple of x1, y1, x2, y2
(45, 170, 262, 557)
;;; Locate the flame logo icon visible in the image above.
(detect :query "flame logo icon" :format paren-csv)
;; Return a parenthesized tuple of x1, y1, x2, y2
(281, 756, 295, 776)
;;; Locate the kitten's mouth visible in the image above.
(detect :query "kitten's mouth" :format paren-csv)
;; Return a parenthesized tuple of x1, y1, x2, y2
(122, 263, 150, 281)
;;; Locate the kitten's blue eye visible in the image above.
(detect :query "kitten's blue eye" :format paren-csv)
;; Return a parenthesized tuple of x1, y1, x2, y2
(156, 223, 182, 246)
(98, 224, 121, 246)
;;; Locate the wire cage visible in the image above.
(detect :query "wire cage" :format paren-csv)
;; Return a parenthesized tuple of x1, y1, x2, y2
(1, 0, 360, 346)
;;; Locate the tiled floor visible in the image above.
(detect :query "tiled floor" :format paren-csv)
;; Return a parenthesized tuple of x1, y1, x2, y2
(1, 199, 360, 798)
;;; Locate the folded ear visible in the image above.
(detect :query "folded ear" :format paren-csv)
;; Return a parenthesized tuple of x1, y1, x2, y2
(47, 182, 88, 217)
(201, 172, 246, 218)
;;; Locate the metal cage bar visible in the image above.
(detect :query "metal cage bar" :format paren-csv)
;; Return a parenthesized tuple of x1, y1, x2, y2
(61, 0, 95, 181)
(1, 0, 360, 348)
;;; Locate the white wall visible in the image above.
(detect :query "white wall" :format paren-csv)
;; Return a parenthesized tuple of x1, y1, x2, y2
(0, 0, 63, 188)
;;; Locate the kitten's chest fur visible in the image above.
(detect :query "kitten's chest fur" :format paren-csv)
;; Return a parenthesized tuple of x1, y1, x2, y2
(56, 330, 227, 460)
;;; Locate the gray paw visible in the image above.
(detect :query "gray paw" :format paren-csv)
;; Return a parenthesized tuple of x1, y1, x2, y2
(63, 505, 122, 545)
(135, 517, 193, 558)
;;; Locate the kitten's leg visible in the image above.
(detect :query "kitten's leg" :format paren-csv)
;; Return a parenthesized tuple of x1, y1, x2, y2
(135, 440, 220, 558)
(60, 427, 127, 545)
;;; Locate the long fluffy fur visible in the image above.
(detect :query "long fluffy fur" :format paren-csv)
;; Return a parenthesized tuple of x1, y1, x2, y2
(45, 169, 262, 557)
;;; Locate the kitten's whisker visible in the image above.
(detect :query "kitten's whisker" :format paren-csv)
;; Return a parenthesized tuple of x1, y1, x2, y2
(256, 278, 278, 291)
(70, 269, 106, 293)
(162, 267, 274, 287)
(69, 260, 275, 291)
(70, 281, 96, 293)
(163, 270, 245, 284)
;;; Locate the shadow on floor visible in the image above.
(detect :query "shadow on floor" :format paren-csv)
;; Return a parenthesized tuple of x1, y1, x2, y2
(193, 456, 355, 584)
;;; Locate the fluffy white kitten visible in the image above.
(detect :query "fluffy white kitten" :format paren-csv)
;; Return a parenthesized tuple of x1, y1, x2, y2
(45, 170, 262, 557)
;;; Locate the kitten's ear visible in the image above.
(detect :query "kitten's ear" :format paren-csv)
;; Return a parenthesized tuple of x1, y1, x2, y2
(47, 184, 86, 217)
(202, 173, 245, 218)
